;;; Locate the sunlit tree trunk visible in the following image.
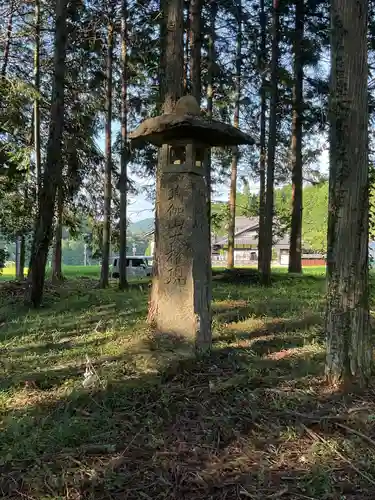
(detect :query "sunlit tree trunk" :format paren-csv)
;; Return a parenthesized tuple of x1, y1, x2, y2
(260, 0, 280, 285)
(119, 0, 128, 291)
(257, 0, 267, 272)
(205, 0, 217, 256)
(227, 0, 241, 270)
(99, 15, 114, 289)
(325, 0, 370, 388)
(27, 0, 42, 281)
(26, 0, 68, 307)
(288, 0, 304, 274)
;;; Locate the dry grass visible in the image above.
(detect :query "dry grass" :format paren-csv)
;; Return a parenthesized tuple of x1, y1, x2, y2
(0, 268, 375, 499)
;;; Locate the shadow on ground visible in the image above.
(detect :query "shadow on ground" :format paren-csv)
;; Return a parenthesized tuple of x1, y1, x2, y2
(2, 337, 375, 499)
(1, 269, 375, 499)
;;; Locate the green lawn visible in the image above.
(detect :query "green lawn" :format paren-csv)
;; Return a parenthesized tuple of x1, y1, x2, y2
(0, 265, 102, 281)
(0, 268, 375, 499)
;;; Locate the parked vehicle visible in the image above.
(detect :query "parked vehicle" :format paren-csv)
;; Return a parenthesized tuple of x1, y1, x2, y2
(111, 255, 152, 279)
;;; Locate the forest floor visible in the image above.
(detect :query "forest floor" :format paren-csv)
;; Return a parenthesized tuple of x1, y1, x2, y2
(1, 268, 375, 499)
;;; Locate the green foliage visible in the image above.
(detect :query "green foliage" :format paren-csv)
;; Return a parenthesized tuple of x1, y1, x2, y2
(0, 249, 8, 271)
(0, 78, 35, 177)
(302, 183, 329, 253)
(211, 203, 230, 236)
(273, 183, 329, 252)
(212, 183, 330, 252)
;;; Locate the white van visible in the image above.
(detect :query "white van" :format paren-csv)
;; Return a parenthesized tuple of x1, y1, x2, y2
(111, 255, 152, 279)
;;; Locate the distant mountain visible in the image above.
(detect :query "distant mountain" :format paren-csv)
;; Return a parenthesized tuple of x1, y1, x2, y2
(128, 218, 154, 235)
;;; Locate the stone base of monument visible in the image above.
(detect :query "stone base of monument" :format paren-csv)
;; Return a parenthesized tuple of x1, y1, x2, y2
(152, 170, 211, 350)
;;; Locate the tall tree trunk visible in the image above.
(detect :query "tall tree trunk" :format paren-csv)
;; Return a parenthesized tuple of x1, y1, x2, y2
(15, 235, 25, 280)
(288, 0, 304, 274)
(34, 0, 42, 199)
(260, 0, 280, 285)
(52, 186, 63, 283)
(189, 0, 201, 103)
(205, 0, 217, 259)
(99, 16, 114, 289)
(227, 1, 241, 270)
(27, 0, 42, 280)
(119, 0, 128, 290)
(162, 0, 184, 114)
(147, 0, 184, 324)
(184, 3, 190, 93)
(325, 0, 370, 388)
(25, 0, 68, 307)
(1, 1, 13, 77)
(257, 0, 267, 272)
(19, 236, 25, 279)
(148, 0, 168, 323)
(15, 235, 20, 278)
(158, 0, 167, 114)
(148, 0, 167, 321)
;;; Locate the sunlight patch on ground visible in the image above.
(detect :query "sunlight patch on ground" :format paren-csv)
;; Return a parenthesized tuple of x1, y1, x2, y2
(1, 269, 375, 499)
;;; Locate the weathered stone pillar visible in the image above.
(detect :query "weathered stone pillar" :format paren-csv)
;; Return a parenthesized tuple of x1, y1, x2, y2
(156, 145, 211, 347)
(129, 95, 254, 351)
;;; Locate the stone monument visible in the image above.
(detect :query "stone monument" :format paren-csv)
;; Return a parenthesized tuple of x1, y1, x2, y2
(130, 96, 254, 350)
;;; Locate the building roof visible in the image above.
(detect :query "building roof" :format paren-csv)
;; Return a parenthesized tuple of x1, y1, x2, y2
(233, 216, 259, 234)
(215, 216, 289, 248)
(145, 216, 290, 249)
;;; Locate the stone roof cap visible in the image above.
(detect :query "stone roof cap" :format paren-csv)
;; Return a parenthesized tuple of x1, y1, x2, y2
(129, 96, 255, 148)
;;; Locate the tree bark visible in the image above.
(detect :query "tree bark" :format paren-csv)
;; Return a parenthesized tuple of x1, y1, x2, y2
(325, 0, 370, 388)
(260, 0, 280, 285)
(1, 1, 13, 78)
(52, 186, 63, 283)
(119, 0, 128, 291)
(184, 2, 190, 93)
(189, 0, 201, 103)
(25, 0, 68, 307)
(34, 0, 42, 199)
(227, 1, 241, 270)
(147, 0, 184, 325)
(19, 235, 25, 279)
(15, 235, 20, 278)
(148, 0, 168, 324)
(288, 0, 304, 274)
(257, 0, 267, 272)
(205, 0, 217, 260)
(162, 0, 184, 115)
(99, 15, 114, 289)
(158, 0, 167, 114)
(27, 0, 42, 281)
(16, 235, 25, 280)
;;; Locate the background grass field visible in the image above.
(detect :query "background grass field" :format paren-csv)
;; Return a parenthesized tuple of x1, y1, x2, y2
(0, 265, 102, 280)
(1, 266, 375, 499)
(0, 264, 328, 280)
